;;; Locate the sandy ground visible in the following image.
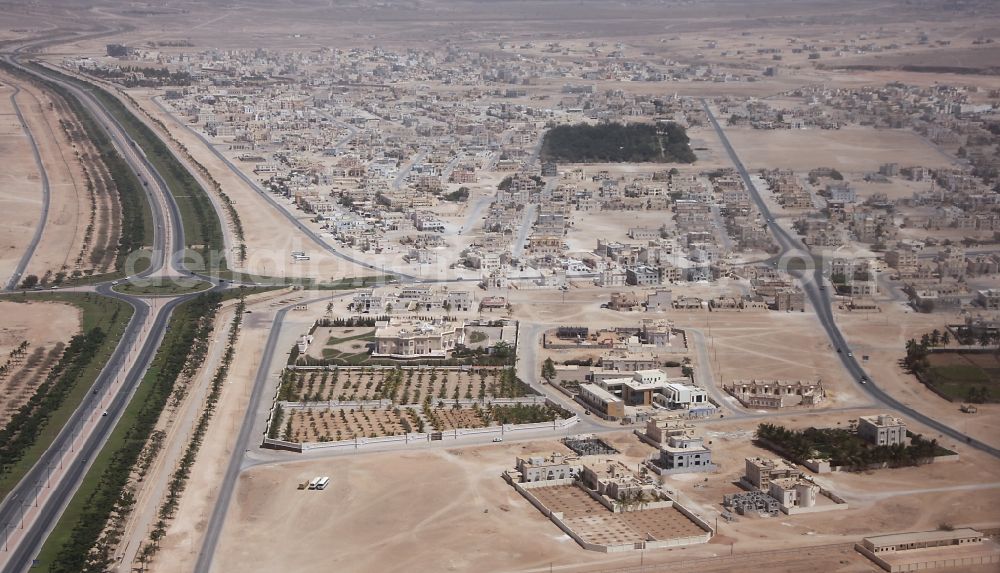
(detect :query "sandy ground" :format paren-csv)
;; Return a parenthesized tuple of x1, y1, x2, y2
(0, 71, 89, 282)
(208, 415, 1000, 573)
(146, 290, 332, 572)
(0, 80, 44, 286)
(679, 310, 865, 408)
(835, 298, 1000, 450)
(116, 287, 294, 570)
(0, 299, 80, 424)
(725, 127, 955, 174)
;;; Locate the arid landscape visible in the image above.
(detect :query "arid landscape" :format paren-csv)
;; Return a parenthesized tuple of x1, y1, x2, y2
(0, 1, 999, 573)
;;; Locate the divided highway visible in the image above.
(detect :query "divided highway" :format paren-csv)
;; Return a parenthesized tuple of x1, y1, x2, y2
(0, 40, 224, 572)
(702, 99, 1000, 459)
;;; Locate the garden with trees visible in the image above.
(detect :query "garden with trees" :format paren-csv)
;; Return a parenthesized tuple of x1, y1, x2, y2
(903, 331, 998, 403)
(755, 422, 953, 470)
(540, 121, 696, 163)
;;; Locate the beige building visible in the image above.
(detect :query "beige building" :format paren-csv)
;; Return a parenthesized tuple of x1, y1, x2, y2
(858, 414, 907, 446)
(373, 319, 464, 358)
(723, 379, 825, 408)
(515, 453, 582, 483)
(861, 529, 984, 555)
(768, 477, 818, 509)
(743, 457, 801, 490)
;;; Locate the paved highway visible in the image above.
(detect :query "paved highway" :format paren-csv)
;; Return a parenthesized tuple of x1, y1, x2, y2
(702, 99, 1000, 458)
(0, 38, 227, 571)
(2, 81, 50, 291)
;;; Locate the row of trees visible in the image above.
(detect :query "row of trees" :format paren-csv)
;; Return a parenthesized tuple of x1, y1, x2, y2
(755, 423, 947, 470)
(0, 328, 107, 476)
(0, 341, 30, 379)
(14, 62, 149, 273)
(54, 66, 226, 258)
(47, 292, 226, 573)
(141, 296, 247, 566)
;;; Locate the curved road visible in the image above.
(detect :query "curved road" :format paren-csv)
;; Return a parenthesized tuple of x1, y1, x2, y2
(702, 99, 1000, 458)
(0, 37, 229, 572)
(2, 82, 50, 291)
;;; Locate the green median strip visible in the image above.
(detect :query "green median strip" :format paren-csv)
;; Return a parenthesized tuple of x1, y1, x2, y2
(35, 287, 274, 572)
(29, 62, 227, 270)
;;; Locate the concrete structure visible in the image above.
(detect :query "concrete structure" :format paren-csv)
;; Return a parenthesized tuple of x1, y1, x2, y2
(861, 529, 984, 554)
(858, 414, 908, 446)
(723, 379, 825, 408)
(591, 369, 708, 412)
(976, 288, 1000, 310)
(647, 425, 715, 475)
(515, 453, 582, 483)
(578, 383, 626, 418)
(742, 457, 801, 490)
(723, 490, 779, 516)
(767, 477, 817, 510)
(373, 319, 464, 358)
(296, 334, 314, 354)
(856, 529, 999, 572)
(626, 265, 660, 286)
(657, 381, 709, 410)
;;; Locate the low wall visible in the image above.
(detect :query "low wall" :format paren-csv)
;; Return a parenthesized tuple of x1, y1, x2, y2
(510, 479, 713, 552)
(783, 502, 850, 515)
(511, 479, 612, 552)
(672, 500, 715, 535)
(290, 415, 579, 452)
(854, 543, 1000, 572)
(279, 396, 549, 410)
(261, 438, 303, 452)
(813, 453, 960, 473)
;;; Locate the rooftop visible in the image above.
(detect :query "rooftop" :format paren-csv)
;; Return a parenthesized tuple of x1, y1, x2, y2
(865, 528, 983, 548)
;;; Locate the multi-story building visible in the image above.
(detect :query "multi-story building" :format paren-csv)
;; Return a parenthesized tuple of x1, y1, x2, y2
(743, 457, 801, 490)
(626, 265, 660, 286)
(858, 414, 907, 446)
(373, 319, 465, 358)
(515, 453, 582, 482)
(976, 288, 1000, 310)
(723, 379, 825, 408)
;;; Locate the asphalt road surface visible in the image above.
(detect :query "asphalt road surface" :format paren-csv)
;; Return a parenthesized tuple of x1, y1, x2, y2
(702, 99, 999, 459)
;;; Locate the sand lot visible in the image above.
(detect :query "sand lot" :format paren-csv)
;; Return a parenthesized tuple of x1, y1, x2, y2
(835, 300, 1000, 450)
(6, 74, 90, 282)
(678, 309, 866, 408)
(725, 127, 955, 173)
(209, 419, 1000, 573)
(0, 80, 44, 285)
(0, 299, 81, 425)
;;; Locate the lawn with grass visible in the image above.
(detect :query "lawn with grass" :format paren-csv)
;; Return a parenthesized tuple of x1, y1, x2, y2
(112, 277, 212, 297)
(924, 351, 1000, 403)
